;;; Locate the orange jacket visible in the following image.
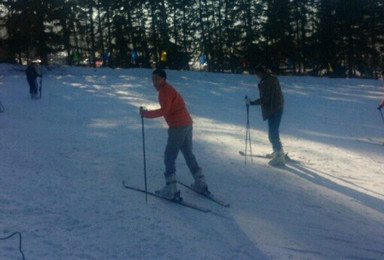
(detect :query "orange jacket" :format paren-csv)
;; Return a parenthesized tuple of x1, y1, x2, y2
(142, 82, 193, 127)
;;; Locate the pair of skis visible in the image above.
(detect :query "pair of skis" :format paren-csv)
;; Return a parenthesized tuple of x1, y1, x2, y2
(132, 105, 230, 213)
(122, 181, 229, 213)
(239, 151, 299, 164)
(356, 138, 384, 147)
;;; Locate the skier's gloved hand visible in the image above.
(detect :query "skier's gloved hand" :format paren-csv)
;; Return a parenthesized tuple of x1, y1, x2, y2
(378, 105, 383, 110)
(245, 98, 251, 105)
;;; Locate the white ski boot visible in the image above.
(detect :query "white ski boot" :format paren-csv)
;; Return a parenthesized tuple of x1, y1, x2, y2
(191, 169, 209, 193)
(156, 174, 180, 200)
(268, 149, 286, 167)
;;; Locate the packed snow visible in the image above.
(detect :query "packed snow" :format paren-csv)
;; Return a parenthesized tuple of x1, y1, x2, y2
(0, 64, 383, 260)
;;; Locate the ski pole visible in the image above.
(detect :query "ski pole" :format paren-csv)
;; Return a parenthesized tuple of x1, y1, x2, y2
(140, 107, 148, 203)
(245, 96, 248, 164)
(244, 96, 253, 164)
(247, 97, 253, 162)
(40, 65, 43, 98)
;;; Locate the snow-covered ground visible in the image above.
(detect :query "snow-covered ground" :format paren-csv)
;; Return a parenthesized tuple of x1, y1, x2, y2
(0, 64, 383, 260)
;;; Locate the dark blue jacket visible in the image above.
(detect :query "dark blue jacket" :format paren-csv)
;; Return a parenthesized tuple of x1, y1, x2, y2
(26, 65, 41, 80)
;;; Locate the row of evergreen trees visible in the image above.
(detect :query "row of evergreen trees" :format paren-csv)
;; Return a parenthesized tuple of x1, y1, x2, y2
(0, 0, 383, 77)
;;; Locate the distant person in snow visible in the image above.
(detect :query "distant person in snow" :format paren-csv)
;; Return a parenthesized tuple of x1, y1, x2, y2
(26, 62, 42, 99)
(246, 66, 285, 166)
(140, 69, 208, 200)
(131, 50, 138, 66)
(378, 71, 384, 110)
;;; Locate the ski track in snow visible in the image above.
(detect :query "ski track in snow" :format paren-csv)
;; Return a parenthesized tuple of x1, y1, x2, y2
(0, 64, 384, 259)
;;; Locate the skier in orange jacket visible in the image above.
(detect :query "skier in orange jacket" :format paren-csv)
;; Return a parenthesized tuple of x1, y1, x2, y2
(140, 69, 208, 200)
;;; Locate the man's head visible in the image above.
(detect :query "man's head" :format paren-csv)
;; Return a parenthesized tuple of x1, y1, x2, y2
(254, 66, 266, 79)
(152, 69, 167, 90)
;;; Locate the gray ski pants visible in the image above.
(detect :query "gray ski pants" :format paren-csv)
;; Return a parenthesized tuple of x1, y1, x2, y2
(164, 124, 201, 177)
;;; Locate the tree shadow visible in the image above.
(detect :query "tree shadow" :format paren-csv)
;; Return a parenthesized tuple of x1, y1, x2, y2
(283, 163, 384, 214)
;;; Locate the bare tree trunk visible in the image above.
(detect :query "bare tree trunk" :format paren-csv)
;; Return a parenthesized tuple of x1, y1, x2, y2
(36, 4, 48, 64)
(150, 3, 159, 66)
(216, 1, 224, 72)
(97, 2, 105, 66)
(89, 6, 96, 68)
(224, 0, 234, 73)
(198, 0, 209, 70)
(106, 5, 112, 66)
(182, 1, 188, 69)
(137, 3, 150, 67)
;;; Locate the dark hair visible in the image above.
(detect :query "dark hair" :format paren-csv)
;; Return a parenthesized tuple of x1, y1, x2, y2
(152, 69, 167, 79)
(254, 66, 266, 74)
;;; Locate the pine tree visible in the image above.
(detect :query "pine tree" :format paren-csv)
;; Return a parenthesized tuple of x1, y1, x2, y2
(0, 0, 383, 76)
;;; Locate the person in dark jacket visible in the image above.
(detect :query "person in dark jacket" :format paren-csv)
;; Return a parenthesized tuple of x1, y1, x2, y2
(246, 66, 285, 166)
(26, 63, 42, 99)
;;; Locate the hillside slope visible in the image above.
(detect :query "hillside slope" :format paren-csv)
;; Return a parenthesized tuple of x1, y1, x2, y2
(0, 64, 383, 259)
